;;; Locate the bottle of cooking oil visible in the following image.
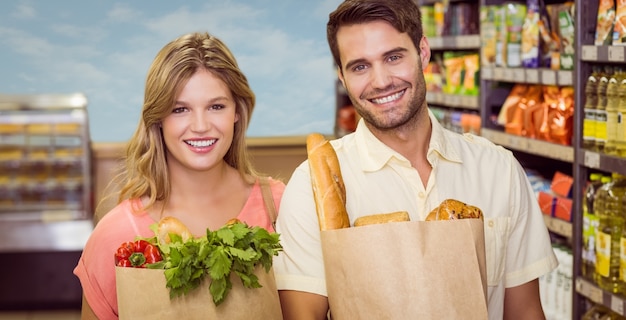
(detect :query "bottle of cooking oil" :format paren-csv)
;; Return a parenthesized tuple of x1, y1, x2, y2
(596, 173, 626, 294)
(584, 68, 599, 150)
(605, 68, 621, 155)
(594, 175, 613, 285)
(617, 73, 626, 157)
(583, 173, 604, 279)
(596, 68, 610, 153)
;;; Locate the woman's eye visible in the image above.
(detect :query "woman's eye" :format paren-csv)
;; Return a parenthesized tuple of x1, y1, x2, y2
(172, 106, 186, 113)
(211, 104, 225, 110)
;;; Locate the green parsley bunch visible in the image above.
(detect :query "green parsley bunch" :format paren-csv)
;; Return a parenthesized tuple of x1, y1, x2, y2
(147, 220, 282, 305)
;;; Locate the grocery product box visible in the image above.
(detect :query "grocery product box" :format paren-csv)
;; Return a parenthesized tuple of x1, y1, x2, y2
(538, 191, 555, 216)
(537, 190, 573, 222)
(550, 171, 573, 198)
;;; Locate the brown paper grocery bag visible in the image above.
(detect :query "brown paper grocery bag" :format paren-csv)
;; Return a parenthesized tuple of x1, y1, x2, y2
(116, 265, 282, 320)
(321, 219, 487, 319)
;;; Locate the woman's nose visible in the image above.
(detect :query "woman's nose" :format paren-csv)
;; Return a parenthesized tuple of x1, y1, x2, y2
(190, 112, 210, 132)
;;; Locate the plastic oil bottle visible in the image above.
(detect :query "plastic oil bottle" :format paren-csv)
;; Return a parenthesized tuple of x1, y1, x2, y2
(605, 68, 621, 155)
(583, 173, 604, 279)
(595, 68, 610, 153)
(584, 68, 599, 150)
(617, 74, 626, 157)
(596, 173, 626, 294)
(594, 175, 613, 284)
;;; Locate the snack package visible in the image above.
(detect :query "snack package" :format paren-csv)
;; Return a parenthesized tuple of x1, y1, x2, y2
(506, 3, 527, 67)
(495, 5, 507, 67)
(480, 5, 498, 66)
(422, 6, 437, 38)
(613, 0, 626, 45)
(497, 84, 529, 126)
(558, 3, 576, 70)
(424, 59, 444, 93)
(522, 0, 541, 68)
(537, 5, 559, 68)
(443, 52, 465, 94)
(462, 54, 480, 96)
(596, 0, 616, 45)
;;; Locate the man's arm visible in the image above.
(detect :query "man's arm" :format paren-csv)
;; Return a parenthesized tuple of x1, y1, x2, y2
(279, 290, 329, 320)
(503, 279, 546, 320)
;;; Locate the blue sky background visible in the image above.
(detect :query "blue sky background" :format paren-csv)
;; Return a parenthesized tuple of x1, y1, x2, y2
(0, 0, 342, 142)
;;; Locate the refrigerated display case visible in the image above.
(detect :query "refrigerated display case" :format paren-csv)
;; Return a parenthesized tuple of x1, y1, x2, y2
(0, 93, 94, 309)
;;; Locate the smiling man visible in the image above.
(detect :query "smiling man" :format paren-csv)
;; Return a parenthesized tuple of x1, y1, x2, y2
(273, 0, 558, 319)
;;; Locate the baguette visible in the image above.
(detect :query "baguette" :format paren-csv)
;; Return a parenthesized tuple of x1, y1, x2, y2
(353, 211, 410, 227)
(425, 199, 483, 221)
(306, 133, 350, 230)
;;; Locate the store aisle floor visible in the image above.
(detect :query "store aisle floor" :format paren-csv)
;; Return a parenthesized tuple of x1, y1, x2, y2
(0, 310, 80, 320)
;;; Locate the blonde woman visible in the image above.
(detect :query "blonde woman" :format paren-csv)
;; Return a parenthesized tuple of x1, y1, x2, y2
(74, 32, 284, 319)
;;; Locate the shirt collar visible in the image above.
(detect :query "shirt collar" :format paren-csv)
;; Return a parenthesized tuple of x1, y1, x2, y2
(354, 109, 462, 172)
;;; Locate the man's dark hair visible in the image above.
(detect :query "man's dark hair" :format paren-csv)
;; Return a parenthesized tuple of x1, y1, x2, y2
(327, 0, 424, 69)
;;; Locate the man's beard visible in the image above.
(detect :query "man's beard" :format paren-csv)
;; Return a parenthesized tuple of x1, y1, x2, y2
(348, 75, 426, 132)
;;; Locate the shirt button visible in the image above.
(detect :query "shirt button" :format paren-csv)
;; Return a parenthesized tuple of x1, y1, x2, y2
(418, 192, 425, 198)
(488, 220, 494, 228)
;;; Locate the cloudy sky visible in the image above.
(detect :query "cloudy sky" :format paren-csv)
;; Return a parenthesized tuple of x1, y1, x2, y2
(0, 0, 342, 142)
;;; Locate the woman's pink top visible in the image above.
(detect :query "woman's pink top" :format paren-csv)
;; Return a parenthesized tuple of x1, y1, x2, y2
(73, 178, 284, 319)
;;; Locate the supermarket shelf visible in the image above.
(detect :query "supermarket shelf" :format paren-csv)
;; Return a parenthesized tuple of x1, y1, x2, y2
(543, 215, 572, 238)
(580, 150, 626, 176)
(480, 128, 574, 163)
(426, 92, 479, 110)
(428, 35, 480, 50)
(581, 45, 626, 63)
(576, 277, 626, 316)
(481, 67, 574, 86)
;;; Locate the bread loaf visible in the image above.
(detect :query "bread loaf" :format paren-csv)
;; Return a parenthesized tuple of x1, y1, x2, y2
(353, 211, 410, 227)
(306, 133, 350, 230)
(425, 199, 483, 221)
(157, 216, 193, 244)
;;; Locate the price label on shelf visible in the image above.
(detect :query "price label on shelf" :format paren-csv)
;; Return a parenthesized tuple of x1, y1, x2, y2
(608, 47, 625, 62)
(493, 68, 504, 80)
(584, 151, 601, 168)
(482, 67, 494, 80)
(513, 68, 525, 82)
(525, 69, 539, 83)
(576, 278, 603, 303)
(503, 68, 515, 82)
(611, 295, 624, 315)
(581, 45, 598, 61)
(541, 70, 557, 85)
(558, 71, 573, 86)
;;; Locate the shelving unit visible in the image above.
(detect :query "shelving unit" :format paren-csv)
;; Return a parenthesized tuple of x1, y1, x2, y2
(571, 0, 626, 317)
(475, 0, 626, 318)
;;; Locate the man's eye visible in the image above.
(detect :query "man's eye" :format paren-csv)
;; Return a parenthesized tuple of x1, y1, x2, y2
(353, 65, 366, 72)
(388, 55, 401, 62)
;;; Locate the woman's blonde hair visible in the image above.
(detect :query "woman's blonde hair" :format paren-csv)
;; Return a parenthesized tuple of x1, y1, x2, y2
(98, 32, 256, 218)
